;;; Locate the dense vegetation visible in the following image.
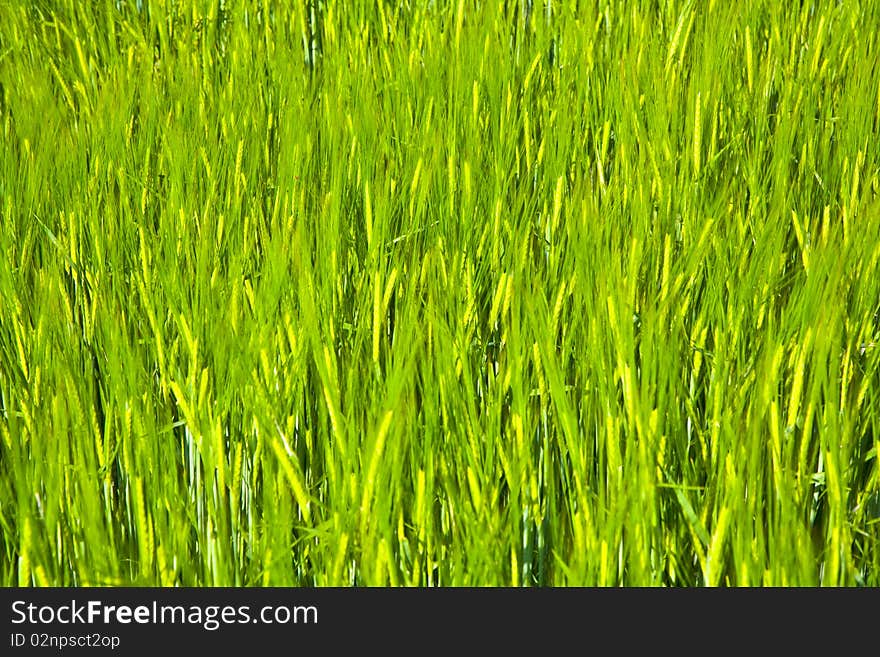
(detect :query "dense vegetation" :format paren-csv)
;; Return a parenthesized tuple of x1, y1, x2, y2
(1, 0, 879, 586)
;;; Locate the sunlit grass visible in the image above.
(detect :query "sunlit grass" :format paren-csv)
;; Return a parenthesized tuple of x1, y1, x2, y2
(1, 0, 879, 586)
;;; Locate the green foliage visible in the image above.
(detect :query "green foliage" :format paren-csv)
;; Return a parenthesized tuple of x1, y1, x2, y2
(1, 0, 879, 586)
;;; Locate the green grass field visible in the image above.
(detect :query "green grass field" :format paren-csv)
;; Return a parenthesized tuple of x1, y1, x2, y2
(1, 0, 879, 586)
